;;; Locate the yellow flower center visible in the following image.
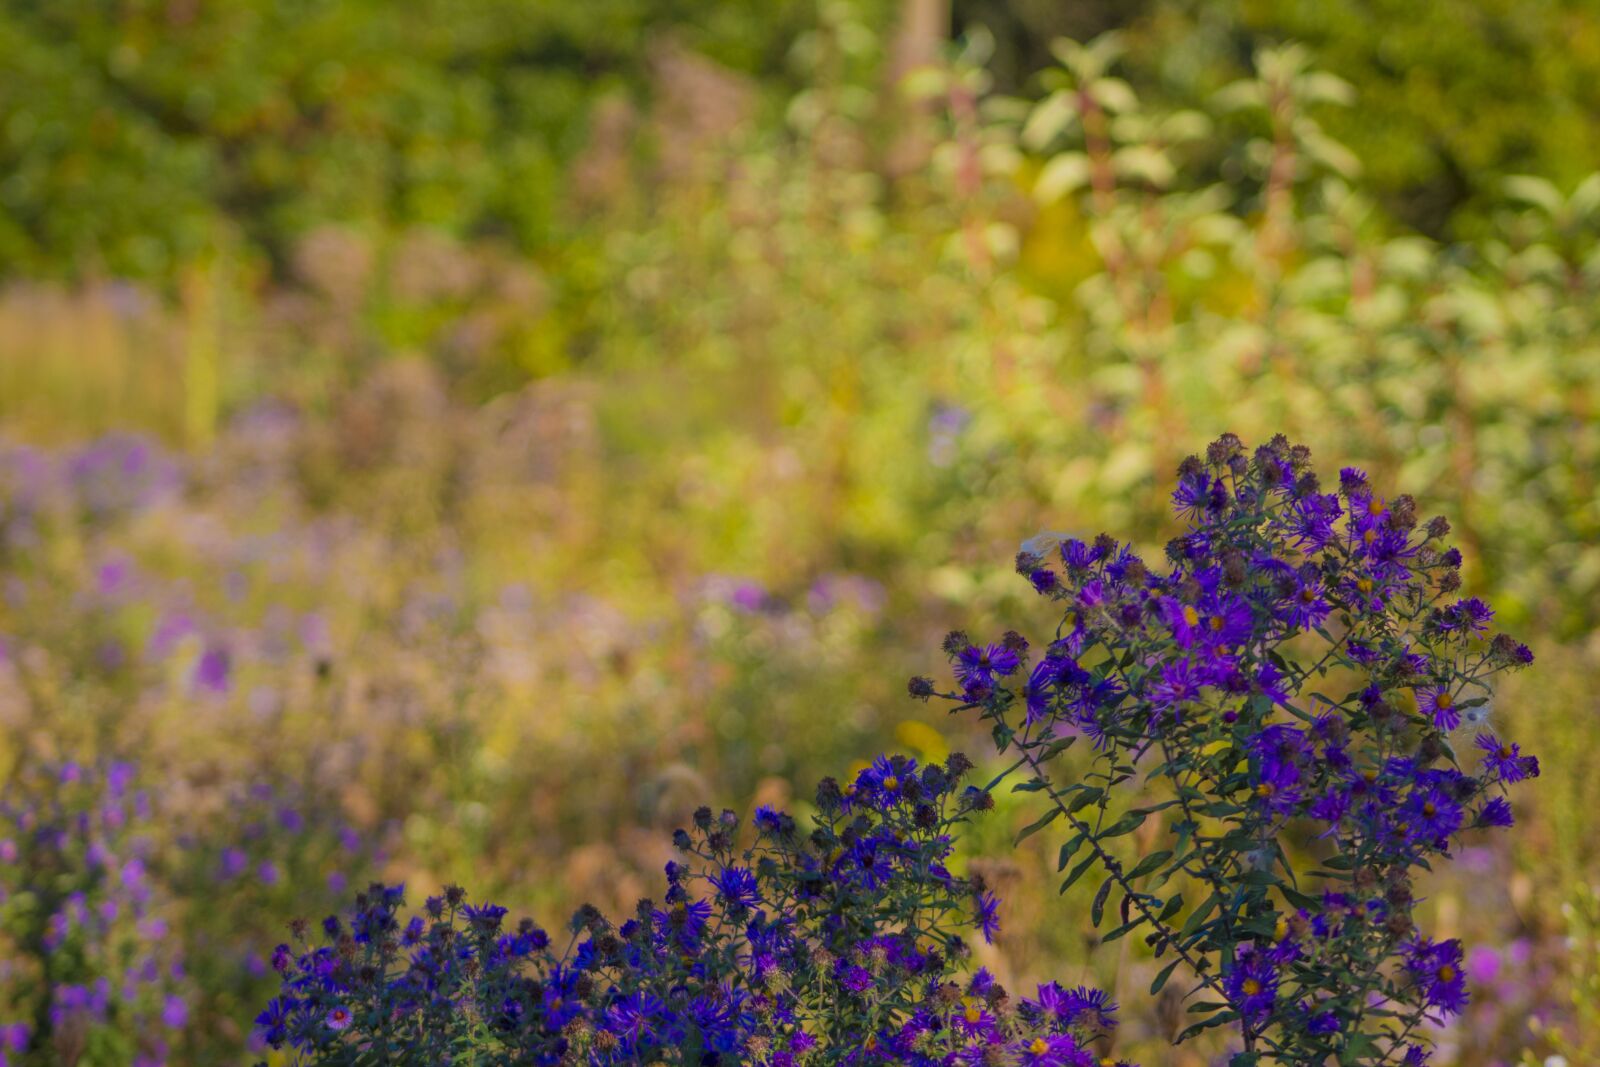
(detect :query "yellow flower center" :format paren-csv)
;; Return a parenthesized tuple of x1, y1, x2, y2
(1182, 605, 1200, 627)
(1273, 917, 1289, 941)
(1357, 578, 1373, 593)
(1300, 588, 1316, 602)
(1367, 498, 1385, 516)
(1242, 978, 1262, 996)
(1437, 965, 1456, 982)
(1436, 692, 1453, 709)
(1422, 802, 1437, 816)
(1498, 745, 1512, 758)
(1030, 1038, 1050, 1054)
(1209, 615, 1225, 632)
(964, 1003, 982, 1024)
(1256, 783, 1275, 797)
(1362, 529, 1378, 545)
(882, 776, 898, 792)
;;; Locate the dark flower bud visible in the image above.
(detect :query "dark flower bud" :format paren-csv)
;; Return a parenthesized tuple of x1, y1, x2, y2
(1414, 736, 1444, 767)
(707, 830, 731, 851)
(1207, 433, 1243, 466)
(1124, 560, 1148, 586)
(1094, 533, 1116, 557)
(942, 630, 971, 657)
(1339, 467, 1368, 496)
(1288, 443, 1312, 469)
(672, 828, 691, 850)
(1001, 630, 1029, 655)
(1222, 550, 1246, 587)
(913, 803, 938, 829)
(444, 885, 466, 907)
(1389, 494, 1417, 529)
(692, 806, 713, 830)
(815, 777, 843, 813)
(1489, 633, 1535, 667)
(634, 900, 655, 922)
(963, 787, 994, 813)
(1450, 775, 1480, 801)
(1426, 515, 1451, 539)
(1014, 550, 1043, 576)
(945, 752, 974, 779)
(1354, 867, 1377, 891)
(1178, 455, 1203, 478)
(719, 808, 739, 829)
(1438, 570, 1462, 593)
(908, 675, 935, 700)
(1385, 912, 1414, 940)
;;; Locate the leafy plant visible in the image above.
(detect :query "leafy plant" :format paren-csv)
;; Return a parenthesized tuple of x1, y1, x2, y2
(917, 434, 1538, 1064)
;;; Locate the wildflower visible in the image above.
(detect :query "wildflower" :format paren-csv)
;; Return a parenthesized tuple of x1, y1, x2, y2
(1404, 938, 1468, 1016)
(1416, 686, 1460, 731)
(1474, 733, 1539, 783)
(1224, 946, 1279, 1021)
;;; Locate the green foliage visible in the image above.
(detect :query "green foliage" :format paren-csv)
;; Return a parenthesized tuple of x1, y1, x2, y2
(0, 0, 846, 279)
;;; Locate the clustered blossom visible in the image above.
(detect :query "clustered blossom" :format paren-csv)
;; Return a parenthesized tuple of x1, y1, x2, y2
(933, 435, 1539, 1065)
(256, 754, 1134, 1066)
(0, 762, 190, 1067)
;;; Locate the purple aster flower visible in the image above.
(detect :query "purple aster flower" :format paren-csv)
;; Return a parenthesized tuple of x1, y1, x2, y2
(1148, 658, 1203, 712)
(1416, 686, 1460, 731)
(1473, 733, 1539, 783)
(974, 891, 1001, 944)
(1224, 945, 1278, 1021)
(1404, 938, 1468, 1017)
(955, 643, 1021, 694)
(712, 867, 762, 911)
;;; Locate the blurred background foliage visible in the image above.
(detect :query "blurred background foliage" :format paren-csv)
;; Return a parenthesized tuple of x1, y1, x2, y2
(0, 1, 1597, 1064)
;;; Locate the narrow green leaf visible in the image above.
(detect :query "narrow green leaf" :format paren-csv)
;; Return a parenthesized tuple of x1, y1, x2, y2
(1127, 850, 1172, 880)
(1150, 958, 1182, 995)
(1091, 877, 1113, 927)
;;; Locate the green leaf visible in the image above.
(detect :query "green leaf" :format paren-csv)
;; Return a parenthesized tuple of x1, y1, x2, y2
(1180, 893, 1219, 938)
(1061, 853, 1097, 893)
(1056, 834, 1086, 872)
(1100, 811, 1146, 838)
(1091, 877, 1113, 927)
(1015, 808, 1061, 845)
(1127, 850, 1172, 880)
(1158, 893, 1185, 922)
(1150, 958, 1182, 995)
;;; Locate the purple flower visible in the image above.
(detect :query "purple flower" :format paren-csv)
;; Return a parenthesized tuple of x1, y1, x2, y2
(974, 891, 1001, 943)
(1224, 946, 1278, 1021)
(1404, 938, 1468, 1016)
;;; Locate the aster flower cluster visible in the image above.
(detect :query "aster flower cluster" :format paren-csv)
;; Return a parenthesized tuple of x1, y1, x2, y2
(0, 761, 190, 1067)
(255, 753, 1134, 1065)
(915, 434, 1539, 1065)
